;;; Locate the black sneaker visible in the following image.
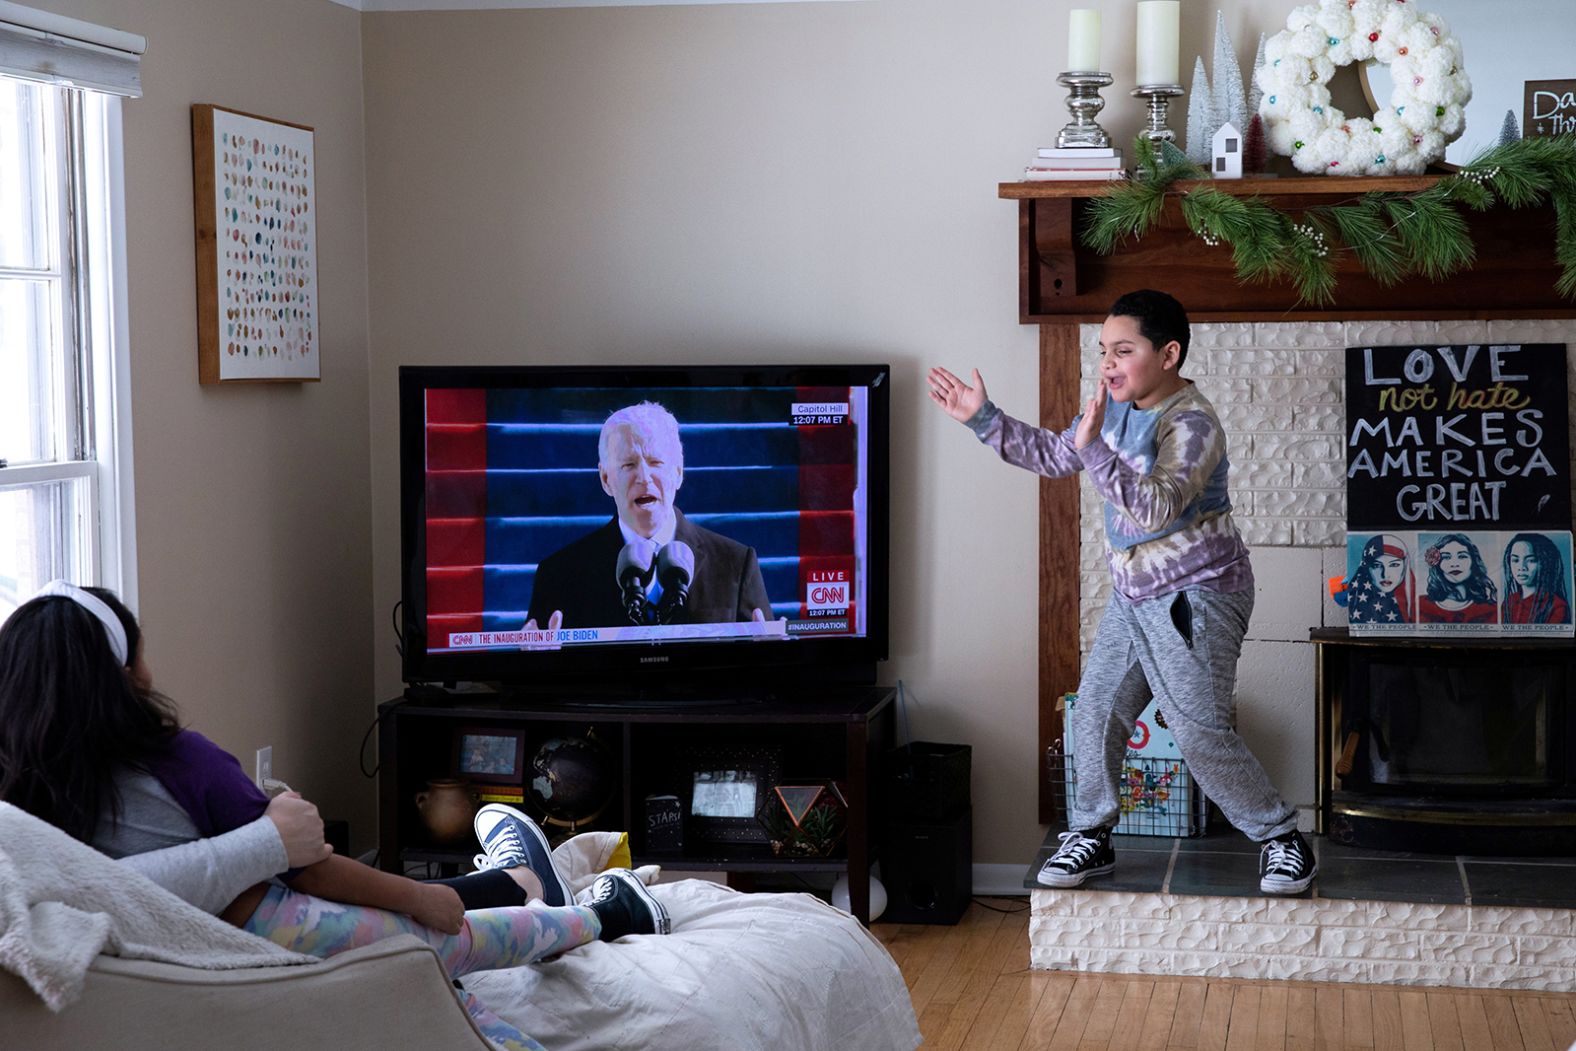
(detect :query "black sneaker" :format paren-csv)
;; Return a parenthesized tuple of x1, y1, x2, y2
(1036, 827, 1115, 888)
(586, 869, 671, 940)
(1259, 830, 1317, 894)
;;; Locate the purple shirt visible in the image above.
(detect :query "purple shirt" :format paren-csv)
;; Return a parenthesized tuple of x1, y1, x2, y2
(140, 729, 271, 838)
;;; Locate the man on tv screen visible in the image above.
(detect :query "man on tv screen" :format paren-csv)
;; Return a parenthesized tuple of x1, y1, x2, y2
(525, 402, 771, 630)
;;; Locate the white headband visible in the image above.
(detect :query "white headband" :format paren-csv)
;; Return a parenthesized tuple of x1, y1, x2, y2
(27, 580, 130, 666)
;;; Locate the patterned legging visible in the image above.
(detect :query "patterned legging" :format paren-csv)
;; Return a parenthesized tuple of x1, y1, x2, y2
(244, 883, 601, 1051)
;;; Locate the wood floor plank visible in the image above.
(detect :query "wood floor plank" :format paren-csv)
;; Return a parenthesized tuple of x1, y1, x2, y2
(1457, 996, 1497, 1051)
(1014, 973, 1077, 1051)
(932, 911, 1029, 1050)
(1258, 982, 1289, 1051)
(1372, 988, 1406, 1051)
(1543, 998, 1576, 1051)
(1106, 980, 1156, 1051)
(1169, 979, 1210, 1050)
(1424, 991, 1465, 1051)
(1482, 994, 1527, 1051)
(1076, 976, 1130, 1049)
(1138, 981, 1183, 1050)
(1316, 986, 1346, 1051)
(1225, 985, 1262, 1051)
(905, 913, 980, 1016)
(1042, 974, 1104, 1051)
(1398, 990, 1432, 1051)
(1512, 995, 1559, 1051)
(1197, 983, 1236, 1051)
(1286, 986, 1318, 1051)
(1346, 988, 1377, 1050)
(977, 972, 1059, 1051)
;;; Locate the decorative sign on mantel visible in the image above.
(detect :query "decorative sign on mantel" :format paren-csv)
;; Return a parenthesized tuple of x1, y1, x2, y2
(1344, 343, 1573, 636)
(1524, 79, 1576, 138)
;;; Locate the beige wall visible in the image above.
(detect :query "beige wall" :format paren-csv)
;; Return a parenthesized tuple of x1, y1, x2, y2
(361, 0, 1304, 867)
(28, 0, 376, 846)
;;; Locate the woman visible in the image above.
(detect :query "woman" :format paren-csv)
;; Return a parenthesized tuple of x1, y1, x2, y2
(1418, 533, 1497, 624)
(1501, 533, 1571, 625)
(1345, 533, 1414, 625)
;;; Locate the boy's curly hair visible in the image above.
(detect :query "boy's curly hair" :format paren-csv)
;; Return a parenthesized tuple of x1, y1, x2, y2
(1108, 290, 1191, 368)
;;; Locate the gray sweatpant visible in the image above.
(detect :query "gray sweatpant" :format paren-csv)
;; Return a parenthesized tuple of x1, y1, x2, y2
(1068, 587, 1297, 842)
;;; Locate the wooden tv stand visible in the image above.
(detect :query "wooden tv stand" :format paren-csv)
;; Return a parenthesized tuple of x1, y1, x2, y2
(376, 685, 897, 924)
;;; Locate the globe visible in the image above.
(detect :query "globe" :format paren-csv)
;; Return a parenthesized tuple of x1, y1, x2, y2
(527, 734, 615, 828)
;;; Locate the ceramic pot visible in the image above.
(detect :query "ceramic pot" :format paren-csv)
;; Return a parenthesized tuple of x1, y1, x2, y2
(415, 778, 476, 844)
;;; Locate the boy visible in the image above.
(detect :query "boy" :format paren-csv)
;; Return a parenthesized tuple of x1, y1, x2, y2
(928, 289, 1314, 894)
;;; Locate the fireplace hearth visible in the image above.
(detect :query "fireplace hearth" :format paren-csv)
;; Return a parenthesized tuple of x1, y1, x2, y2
(1313, 628, 1576, 855)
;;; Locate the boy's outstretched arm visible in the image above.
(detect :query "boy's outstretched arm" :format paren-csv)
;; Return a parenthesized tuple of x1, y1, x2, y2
(930, 365, 1085, 479)
(286, 854, 465, 933)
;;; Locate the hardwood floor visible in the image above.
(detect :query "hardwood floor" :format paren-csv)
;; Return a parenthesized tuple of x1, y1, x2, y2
(872, 900, 1576, 1050)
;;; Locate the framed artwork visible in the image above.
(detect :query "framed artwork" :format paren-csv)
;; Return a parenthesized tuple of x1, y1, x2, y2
(452, 725, 528, 785)
(192, 104, 319, 384)
(685, 746, 781, 845)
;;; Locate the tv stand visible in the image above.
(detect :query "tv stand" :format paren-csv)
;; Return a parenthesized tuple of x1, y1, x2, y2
(376, 685, 897, 924)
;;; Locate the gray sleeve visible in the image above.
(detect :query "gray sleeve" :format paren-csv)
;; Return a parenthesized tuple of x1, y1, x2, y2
(115, 815, 287, 915)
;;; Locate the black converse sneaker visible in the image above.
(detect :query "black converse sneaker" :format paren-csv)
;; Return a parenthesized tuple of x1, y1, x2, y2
(586, 869, 671, 940)
(1036, 827, 1115, 888)
(1259, 830, 1317, 895)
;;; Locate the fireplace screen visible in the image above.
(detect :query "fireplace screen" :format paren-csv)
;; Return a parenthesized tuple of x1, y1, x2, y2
(1353, 657, 1556, 789)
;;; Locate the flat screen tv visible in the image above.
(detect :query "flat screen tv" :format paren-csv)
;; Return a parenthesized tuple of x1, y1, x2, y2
(399, 364, 889, 695)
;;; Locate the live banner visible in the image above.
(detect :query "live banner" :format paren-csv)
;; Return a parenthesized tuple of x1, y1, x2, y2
(1343, 343, 1573, 636)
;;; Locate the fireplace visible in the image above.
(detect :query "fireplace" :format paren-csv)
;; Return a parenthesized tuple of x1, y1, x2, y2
(1313, 628, 1576, 855)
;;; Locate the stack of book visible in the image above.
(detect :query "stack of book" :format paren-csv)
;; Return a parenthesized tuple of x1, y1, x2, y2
(1023, 146, 1126, 181)
(476, 783, 527, 807)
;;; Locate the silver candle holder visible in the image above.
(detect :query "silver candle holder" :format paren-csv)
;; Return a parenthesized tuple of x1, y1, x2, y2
(1131, 83, 1184, 145)
(1055, 71, 1114, 149)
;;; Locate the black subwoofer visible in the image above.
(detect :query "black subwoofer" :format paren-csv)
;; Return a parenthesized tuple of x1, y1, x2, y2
(879, 810, 972, 925)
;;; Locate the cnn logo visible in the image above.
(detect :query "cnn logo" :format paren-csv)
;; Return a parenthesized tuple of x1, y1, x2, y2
(806, 581, 849, 613)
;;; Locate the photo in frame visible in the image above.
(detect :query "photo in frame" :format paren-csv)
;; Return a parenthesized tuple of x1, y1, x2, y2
(684, 746, 781, 845)
(191, 104, 319, 384)
(452, 725, 528, 785)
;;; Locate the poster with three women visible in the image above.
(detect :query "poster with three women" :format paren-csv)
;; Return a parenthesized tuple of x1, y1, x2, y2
(1344, 343, 1573, 636)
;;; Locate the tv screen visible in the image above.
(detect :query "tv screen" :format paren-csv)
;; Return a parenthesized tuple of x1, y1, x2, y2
(399, 364, 889, 693)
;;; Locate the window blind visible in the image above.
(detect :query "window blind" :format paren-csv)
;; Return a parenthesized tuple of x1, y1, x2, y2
(0, 1, 143, 97)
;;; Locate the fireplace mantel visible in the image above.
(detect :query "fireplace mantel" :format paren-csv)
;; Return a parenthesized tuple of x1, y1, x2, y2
(999, 175, 1576, 823)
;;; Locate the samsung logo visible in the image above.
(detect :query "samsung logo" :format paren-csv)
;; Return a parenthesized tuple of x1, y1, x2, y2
(640, 656, 669, 664)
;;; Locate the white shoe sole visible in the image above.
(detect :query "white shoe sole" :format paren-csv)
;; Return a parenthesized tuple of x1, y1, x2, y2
(1036, 860, 1115, 888)
(1260, 867, 1317, 895)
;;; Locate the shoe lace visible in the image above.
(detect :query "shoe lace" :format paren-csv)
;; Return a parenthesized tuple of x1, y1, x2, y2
(1051, 831, 1100, 868)
(586, 875, 616, 906)
(482, 822, 526, 869)
(1263, 837, 1303, 875)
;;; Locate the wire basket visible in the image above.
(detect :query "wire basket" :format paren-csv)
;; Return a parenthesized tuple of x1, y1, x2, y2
(1046, 744, 1208, 837)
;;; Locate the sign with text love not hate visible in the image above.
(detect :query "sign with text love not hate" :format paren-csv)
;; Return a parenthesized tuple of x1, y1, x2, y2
(1343, 343, 1574, 637)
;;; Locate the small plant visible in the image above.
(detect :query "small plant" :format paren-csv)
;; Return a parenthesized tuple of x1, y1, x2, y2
(765, 800, 845, 858)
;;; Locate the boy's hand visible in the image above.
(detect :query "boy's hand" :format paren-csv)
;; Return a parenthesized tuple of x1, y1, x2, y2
(1075, 379, 1108, 449)
(927, 367, 987, 423)
(409, 883, 465, 935)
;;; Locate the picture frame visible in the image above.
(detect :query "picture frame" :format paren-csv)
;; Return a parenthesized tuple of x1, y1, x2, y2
(452, 725, 528, 785)
(685, 746, 781, 845)
(191, 104, 319, 384)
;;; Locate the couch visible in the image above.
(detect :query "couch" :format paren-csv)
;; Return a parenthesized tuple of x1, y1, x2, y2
(0, 804, 920, 1051)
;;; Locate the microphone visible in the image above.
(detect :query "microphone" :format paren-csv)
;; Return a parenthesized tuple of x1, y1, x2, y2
(655, 541, 695, 624)
(615, 538, 659, 625)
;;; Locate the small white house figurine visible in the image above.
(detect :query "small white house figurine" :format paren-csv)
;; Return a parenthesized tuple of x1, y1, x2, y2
(1211, 121, 1242, 178)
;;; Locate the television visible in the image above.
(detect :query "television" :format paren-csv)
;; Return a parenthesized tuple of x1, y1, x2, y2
(398, 363, 889, 697)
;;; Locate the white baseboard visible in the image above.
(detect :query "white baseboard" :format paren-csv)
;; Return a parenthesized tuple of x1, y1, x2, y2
(973, 863, 1030, 897)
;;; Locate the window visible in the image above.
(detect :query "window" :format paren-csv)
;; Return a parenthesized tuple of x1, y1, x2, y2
(0, 75, 133, 617)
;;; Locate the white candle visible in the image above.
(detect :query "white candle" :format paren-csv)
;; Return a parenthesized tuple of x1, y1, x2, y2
(1135, 0, 1180, 86)
(1067, 9, 1101, 72)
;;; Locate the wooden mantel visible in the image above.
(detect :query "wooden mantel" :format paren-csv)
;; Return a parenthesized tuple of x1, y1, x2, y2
(1000, 173, 1575, 824)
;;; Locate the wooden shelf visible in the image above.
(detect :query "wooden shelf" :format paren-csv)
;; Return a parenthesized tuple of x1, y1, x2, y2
(999, 173, 1574, 323)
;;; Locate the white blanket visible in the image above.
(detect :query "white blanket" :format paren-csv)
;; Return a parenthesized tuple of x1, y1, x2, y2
(0, 802, 309, 1012)
(468, 879, 921, 1051)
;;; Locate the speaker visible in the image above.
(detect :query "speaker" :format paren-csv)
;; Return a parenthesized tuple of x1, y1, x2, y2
(878, 810, 972, 925)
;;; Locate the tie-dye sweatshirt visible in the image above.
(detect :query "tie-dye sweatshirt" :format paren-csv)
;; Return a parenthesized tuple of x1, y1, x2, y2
(966, 381, 1253, 601)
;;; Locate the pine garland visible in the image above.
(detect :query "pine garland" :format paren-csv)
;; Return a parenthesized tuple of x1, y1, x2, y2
(1080, 134, 1576, 306)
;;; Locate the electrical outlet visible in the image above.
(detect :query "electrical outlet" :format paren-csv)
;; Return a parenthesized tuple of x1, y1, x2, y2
(255, 746, 273, 788)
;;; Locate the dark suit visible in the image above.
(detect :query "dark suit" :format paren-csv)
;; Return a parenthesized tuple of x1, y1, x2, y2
(528, 510, 770, 629)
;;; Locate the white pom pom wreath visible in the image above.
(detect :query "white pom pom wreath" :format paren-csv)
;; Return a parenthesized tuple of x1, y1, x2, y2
(1255, 0, 1471, 175)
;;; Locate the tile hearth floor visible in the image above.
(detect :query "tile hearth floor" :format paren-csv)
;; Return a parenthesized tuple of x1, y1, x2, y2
(1022, 827, 1576, 909)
